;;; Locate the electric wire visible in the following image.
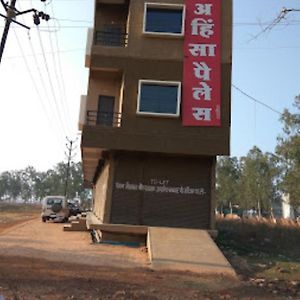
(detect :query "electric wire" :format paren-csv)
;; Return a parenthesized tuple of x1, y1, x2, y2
(11, 3, 66, 152)
(43, 2, 73, 134)
(5, 23, 300, 30)
(2, 48, 85, 60)
(248, 8, 300, 42)
(12, 28, 56, 139)
(46, 28, 73, 134)
(36, 27, 70, 137)
(18, 0, 88, 1)
(50, 3, 73, 129)
(232, 84, 282, 116)
(27, 35, 67, 148)
(53, 18, 92, 23)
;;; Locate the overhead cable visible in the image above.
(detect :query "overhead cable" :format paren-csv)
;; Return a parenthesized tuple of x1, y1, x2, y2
(36, 27, 70, 137)
(232, 84, 282, 116)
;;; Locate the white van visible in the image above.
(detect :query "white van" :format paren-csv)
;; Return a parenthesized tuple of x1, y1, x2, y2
(41, 196, 70, 222)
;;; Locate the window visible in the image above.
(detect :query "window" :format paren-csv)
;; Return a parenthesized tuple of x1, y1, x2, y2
(137, 80, 181, 117)
(46, 198, 63, 205)
(143, 3, 185, 36)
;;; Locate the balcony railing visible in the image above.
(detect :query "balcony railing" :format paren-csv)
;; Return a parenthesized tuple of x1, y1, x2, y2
(94, 30, 128, 47)
(87, 111, 122, 127)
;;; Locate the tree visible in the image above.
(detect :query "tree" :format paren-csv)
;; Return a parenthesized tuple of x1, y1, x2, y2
(276, 95, 300, 209)
(0, 162, 89, 203)
(67, 162, 87, 200)
(8, 171, 22, 201)
(19, 166, 37, 202)
(0, 171, 11, 201)
(216, 156, 241, 209)
(239, 147, 279, 214)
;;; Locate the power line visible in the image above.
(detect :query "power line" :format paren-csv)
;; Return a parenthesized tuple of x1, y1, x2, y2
(6, 23, 300, 31)
(6, 45, 300, 57)
(2, 48, 84, 59)
(234, 20, 300, 26)
(18, 0, 89, 1)
(248, 7, 300, 42)
(14, 0, 66, 150)
(36, 27, 69, 136)
(42, 2, 72, 134)
(232, 84, 282, 116)
(27, 32, 67, 148)
(235, 46, 300, 50)
(0, 0, 51, 62)
(12, 28, 53, 134)
(54, 18, 92, 23)
(49, 2, 73, 130)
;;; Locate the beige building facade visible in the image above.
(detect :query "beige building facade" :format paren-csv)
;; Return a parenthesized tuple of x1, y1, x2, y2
(80, 0, 232, 230)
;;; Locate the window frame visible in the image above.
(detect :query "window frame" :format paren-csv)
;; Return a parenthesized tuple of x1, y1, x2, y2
(136, 79, 182, 117)
(143, 2, 186, 37)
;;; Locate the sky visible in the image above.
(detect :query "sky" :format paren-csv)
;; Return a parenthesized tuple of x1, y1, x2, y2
(0, 0, 299, 172)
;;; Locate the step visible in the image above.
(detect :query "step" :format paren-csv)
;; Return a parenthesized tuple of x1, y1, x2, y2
(63, 223, 87, 232)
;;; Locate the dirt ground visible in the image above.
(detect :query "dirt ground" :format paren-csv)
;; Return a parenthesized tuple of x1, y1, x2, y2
(0, 207, 298, 299)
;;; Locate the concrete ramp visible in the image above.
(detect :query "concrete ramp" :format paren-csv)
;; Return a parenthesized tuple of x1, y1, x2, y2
(147, 227, 236, 276)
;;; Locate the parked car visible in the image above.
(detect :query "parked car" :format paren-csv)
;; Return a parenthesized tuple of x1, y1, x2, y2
(67, 201, 81, 216)
(41, 196, 70, 223)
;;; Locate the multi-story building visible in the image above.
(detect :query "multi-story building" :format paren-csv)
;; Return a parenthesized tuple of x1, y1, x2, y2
(79, 0, 232, 232)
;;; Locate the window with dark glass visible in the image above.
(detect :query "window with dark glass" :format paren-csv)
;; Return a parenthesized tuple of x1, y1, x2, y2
(144, 5, 184, 35)
(137, 81, 181, 116)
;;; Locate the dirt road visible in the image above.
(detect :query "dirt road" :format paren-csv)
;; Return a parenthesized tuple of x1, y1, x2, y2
(0, 217, 295, 299)
(0, 218, 147, 268)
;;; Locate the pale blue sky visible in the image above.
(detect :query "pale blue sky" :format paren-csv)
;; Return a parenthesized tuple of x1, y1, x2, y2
(0, 0, 299, 172)
(232, 0, 300, 157)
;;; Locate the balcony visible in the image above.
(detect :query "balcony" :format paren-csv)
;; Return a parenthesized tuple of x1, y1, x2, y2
(86, 110, 122, 127)
(94, 29, 128, 47)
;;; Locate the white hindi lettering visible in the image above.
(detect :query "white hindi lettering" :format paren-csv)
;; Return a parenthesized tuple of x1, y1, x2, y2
(215, 105, 221, 120)
(189, 44, 216, 57)
(191, 18, 214, 38)
(192, 82, 212, 101)
(192, 108, 212, 121)
(194, 3, 212, 16)
(186, 2, 218, 125)
(192, 62, 211, 80)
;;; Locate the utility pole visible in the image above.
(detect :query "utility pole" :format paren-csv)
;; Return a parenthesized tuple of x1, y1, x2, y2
(0, 0, 50, 63)
(64, 137, 77, 199)
(0, 0, 16, 63)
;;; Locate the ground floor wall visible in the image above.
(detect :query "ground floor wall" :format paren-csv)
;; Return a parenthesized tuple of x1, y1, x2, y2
(97, 152, 215, 229)
(93, 160, 113, 223)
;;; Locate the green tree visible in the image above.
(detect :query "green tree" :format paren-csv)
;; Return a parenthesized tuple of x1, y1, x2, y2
(34, 171, 48, 201)
(0, 171, 11, 201)
(0, 162, 89, 203)
(19, 166, 38, 202)
(276, 95, 300, 209)
(2, 170, 22, 201)
(239, 147, 279, 214)
(216, 156, 241, 209)
(66, 162, 87, 199)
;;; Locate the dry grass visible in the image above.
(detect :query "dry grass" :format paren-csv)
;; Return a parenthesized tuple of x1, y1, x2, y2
(0, 203, 41, 233)
(216, 217, 300, 259)
(216, 217, 300, 282)
(0, 202, 41, 213)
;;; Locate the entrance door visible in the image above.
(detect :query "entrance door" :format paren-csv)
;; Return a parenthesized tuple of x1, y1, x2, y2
(97, 96, 115, 126)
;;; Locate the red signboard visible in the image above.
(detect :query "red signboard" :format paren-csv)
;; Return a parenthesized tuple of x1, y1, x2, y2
(182, 0, 221, 126)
